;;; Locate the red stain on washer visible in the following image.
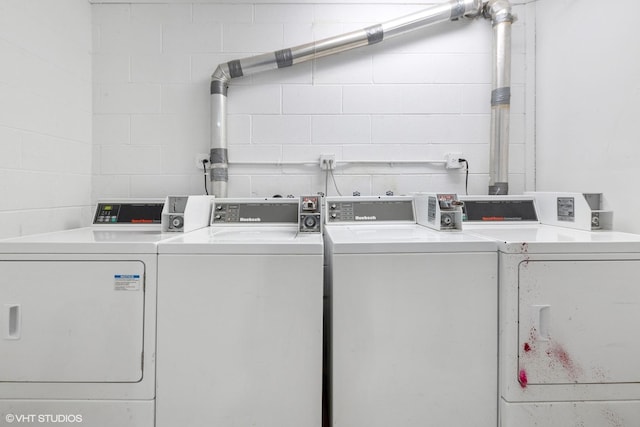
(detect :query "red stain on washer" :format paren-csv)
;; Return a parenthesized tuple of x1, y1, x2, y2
(518, 369, 528, 388)
(523, 342, 532, 352)
(547, 343, 582, 380)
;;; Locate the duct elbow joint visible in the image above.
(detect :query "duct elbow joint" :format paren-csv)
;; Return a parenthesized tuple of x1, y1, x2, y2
(484, 0, 516, 25)
(212, 64, 230, 82)
(211, 65, 231, 95)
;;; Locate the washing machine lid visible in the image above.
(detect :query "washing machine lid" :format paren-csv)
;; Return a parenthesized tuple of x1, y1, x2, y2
(0, 227, 175, 254)
(158, 226, 323, 255)
(467, 225, 640, 253)
(325, 224, 496, 254)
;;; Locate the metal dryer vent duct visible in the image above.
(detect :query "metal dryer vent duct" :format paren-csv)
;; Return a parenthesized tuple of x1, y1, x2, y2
(210, 0, 515, 197)
(485, 0, 514, 195)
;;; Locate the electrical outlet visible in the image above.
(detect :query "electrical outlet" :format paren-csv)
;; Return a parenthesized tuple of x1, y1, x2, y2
(445, 152, 463, 169)
(319, 154, 336, 170)
(195, 153, 210, 170)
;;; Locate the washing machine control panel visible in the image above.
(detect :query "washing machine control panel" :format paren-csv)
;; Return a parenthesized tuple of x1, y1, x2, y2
(526, 192, 613, 231)
(461, 198, 538, 222)
(210, 197, 323, 233)
(326, 197, 415, 223)
(93, 202, 164, 224)
(212, 200, 299, 224)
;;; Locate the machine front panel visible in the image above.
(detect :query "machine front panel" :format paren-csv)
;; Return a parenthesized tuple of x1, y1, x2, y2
(518, 259, 640, 385)
(156, 253, 322, 427)
(330, 251, 497, 426)
(0, 261, 145, 383)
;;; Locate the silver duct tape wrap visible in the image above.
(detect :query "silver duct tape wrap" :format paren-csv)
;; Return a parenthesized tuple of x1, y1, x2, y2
(211, 168, 229, 181)
(211, 142, 229, 183)
(451, 0, 467, 19)
(210, 148, 228, 164)
(275, 48, 294, 68)
(489, 182, 509, 195)
(227, 60, 243, 78)
(365, 24, 384, 44)
(210, 80, 228, 96)
(491, 87, 511, 106)
(492, 12, 515, 25)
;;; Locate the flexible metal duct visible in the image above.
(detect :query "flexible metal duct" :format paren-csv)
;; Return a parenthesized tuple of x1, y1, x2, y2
(486, 0, 515, 195)
(210, 0, 511, 197)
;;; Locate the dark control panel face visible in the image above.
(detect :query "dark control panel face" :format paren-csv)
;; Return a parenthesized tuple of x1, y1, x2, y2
(212, 201, 299, 224)
(93, 202, 164, 224)
(326, 199, 415, 223)
(463, 199, 538, 222)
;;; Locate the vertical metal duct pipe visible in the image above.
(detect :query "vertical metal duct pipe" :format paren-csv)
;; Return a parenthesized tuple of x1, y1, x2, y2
(210, 0, 485, 197)
(486, 0, 515, 195)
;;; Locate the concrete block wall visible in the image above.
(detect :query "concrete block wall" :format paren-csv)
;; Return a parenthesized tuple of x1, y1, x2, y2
(535, 0, 640, 233)
(92, 1, 534, 200)
(0, 1, 93, 238)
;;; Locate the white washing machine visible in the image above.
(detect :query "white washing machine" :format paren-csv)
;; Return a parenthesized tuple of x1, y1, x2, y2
(461, 195, 640, 426)
(156, 197, 324, 427)
(324, 196, 498, 427)
(0, 200, 169, 427)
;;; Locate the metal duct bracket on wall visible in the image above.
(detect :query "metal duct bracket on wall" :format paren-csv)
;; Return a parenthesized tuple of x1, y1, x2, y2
(210, 0, 512, 198)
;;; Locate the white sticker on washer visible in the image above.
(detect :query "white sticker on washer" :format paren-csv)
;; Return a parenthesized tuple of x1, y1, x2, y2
(557, 197, 575, 222)
(114, 274, 141, 291)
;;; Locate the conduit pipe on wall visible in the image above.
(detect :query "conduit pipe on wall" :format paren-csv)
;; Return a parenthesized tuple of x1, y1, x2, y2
(228, 159, 449, 167)
(486, 0, 515, 195)
(210, 0, 512, 197)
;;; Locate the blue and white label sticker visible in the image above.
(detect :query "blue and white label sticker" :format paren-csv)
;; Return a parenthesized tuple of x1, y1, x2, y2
(114, 274, 141, 291)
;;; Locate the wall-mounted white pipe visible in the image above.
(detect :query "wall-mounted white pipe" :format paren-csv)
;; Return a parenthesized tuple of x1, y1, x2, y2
(228, 159, 449, 167)
(485, 0, 516, 195)
(210, 0, 485, 198)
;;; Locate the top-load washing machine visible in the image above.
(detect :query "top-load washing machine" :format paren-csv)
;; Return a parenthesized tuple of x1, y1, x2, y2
(156, 196, 324, 427)
(0, 200, 168, 427)
(461, 195, 640, 427)
(324, 196, 498, 427)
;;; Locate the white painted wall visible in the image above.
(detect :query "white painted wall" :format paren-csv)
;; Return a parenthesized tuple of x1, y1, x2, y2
(92, 1, 533, 200)
(0, 1, 93, 238)
(536, 0, 640, 232)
